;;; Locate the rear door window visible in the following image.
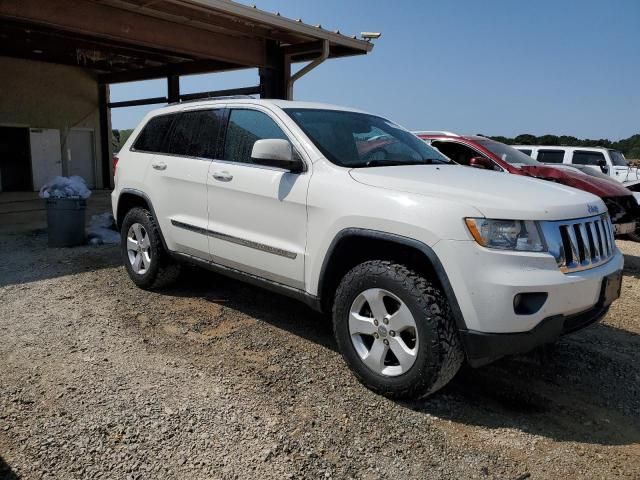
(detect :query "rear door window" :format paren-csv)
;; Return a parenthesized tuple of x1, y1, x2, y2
(537, 149, 565, 163)
(167, 109, 224, 159)
(223, 109, 288, 164)
(132, 114, 175, 153)
(572, 150, 606, 166)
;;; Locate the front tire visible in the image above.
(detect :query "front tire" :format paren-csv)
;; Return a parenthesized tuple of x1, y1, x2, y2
(333, 260, 463, 399)
(120, 207, 180, 289)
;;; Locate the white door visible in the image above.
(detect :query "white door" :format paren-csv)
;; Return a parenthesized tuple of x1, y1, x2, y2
(30, 128, 62, 191)
(144, 108, 224, 260)
(207, 108, 309, 289)
(68, 129, 96, 188)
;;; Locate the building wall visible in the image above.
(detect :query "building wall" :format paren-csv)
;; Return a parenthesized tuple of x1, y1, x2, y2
(0, 56, 109, 191)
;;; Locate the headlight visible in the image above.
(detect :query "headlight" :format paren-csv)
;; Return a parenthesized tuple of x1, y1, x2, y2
(465, 218, 546, 252)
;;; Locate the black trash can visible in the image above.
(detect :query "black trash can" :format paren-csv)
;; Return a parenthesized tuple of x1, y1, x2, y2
(46, 197, 87, 247)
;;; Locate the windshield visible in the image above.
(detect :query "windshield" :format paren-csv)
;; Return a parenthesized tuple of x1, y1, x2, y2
(475, 139, 540, 167)
(609, 150, 629, 167)
(284, 108, 450, 168)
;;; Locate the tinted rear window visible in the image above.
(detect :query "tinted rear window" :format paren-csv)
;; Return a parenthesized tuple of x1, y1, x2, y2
(537, 149, 565, 163)
(167, 110, 224, 159)
(572, 151, 605, 166)
(518, 149, 532, 156)
(132, 115, 174, 153)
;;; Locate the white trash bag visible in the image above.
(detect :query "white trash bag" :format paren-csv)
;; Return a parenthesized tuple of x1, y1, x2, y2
(39, 175, 92, 199)
(87, 213, 120, 245)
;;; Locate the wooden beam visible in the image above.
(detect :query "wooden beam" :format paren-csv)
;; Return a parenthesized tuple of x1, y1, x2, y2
(282, 40, 325, 58)
(260, 40, 288, 100)
(0, 0, 266, 67)
(98, 84, 112, 188)
(108, 96, 168, 108)
(167, 75, 180, 103)
(98, 59, 244, 84)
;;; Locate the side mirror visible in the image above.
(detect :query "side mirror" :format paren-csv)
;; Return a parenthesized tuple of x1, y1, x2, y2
(598, 159, 609, 174)
(251, 139, 304, 173)
(469, 156, 494, 170)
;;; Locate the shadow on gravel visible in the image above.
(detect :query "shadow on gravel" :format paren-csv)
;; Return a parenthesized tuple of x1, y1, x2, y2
(405, 323, 640, 446)
(0, 231, 121, 288)
(0, 456, 20, 479)
(622, 253, 640, 279)
(160, 266, 337, 352)
(159, 267, 640, 446)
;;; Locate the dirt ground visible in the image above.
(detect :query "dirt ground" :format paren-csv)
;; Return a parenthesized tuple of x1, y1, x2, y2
(0, 229, 638, 479)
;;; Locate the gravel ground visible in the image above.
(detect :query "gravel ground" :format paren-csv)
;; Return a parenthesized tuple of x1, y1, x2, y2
(0, 230, 639, 479)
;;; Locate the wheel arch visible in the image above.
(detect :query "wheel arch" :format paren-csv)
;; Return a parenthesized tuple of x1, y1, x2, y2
(317, 228, 467, 331)
(116, 189, 169, 252)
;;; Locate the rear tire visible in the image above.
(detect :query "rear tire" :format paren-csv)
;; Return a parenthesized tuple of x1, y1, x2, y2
(627, 229, 640, 243)
(332, 260, 463, 399)
(120, 207, 180, 289)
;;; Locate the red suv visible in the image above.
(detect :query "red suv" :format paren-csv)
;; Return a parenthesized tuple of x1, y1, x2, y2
(415, 132, 638, 236)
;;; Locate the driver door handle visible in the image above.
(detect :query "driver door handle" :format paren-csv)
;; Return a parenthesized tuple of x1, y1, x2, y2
(151, 161, 167, 171)
(212, 171, 233, 182)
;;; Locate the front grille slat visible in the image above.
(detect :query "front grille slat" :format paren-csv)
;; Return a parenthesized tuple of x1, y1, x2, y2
(542, 213, 616, 274)
(595, 220, 606, 257)
(565, 225, 581, 267)
(588, 222, 600, 260)
(578, 223, 591, 264)
(603, 218, 614, 254)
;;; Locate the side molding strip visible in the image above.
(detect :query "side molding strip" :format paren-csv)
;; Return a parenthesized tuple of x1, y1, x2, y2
(171, 220, 298, 259)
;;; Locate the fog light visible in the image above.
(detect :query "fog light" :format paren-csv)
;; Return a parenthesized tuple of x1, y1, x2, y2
(513, 292, 548, 315)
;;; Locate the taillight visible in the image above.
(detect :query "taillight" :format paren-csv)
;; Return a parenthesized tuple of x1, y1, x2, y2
(113, 154, 119, 176)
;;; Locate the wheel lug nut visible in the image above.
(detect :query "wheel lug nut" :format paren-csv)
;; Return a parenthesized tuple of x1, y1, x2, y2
(373, 319, 379, 326)
(373, 332, 379, 339)
(383, 317, 389, 325)
(389, 330, 396, 337)
(383, 339, 389, 345)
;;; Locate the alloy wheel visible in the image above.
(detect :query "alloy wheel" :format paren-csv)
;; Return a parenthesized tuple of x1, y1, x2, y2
(126, 223, 151, 275)
(349, 288, 419, 376)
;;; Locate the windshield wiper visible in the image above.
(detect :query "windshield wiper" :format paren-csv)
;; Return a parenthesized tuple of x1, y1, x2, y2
(362, 158, 448, 168)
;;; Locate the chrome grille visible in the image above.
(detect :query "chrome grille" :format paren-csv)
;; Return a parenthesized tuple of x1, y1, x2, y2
(540, 213, 616, 273)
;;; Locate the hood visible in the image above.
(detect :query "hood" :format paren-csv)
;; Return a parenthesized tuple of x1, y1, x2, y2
(349, 164, 605, 221)
(518, 164, 632, 198)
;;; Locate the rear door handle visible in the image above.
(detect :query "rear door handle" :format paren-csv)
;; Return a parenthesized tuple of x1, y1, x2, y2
(152, 161, 167, 171)
(212, 171, 233, 182)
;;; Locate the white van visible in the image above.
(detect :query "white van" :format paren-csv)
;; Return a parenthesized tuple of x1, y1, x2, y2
(514, 146, 639, 187)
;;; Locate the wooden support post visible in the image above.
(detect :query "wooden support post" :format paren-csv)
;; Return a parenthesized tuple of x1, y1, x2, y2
(260, 40, 289, 99)
(167, 74, 180, 104)
(98, 83, 112, 189)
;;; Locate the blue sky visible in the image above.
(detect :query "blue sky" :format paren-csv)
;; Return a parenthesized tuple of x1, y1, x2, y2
(111, 0, 639, 140)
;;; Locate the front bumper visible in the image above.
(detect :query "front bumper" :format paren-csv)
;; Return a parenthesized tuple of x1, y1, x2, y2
(434, 240, 624, 333)
(460, 270, 620, 366)
(432, 239, 623, 366)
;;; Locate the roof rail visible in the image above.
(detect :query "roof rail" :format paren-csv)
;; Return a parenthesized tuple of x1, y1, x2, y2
(179, 94, 256, 105)
(169, 94, 258, 106)
(412, 130, 460, 137)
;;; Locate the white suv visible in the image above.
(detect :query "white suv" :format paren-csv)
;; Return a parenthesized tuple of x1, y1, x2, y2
(113, 99, 623, 399)
(514, 145, 640, 186)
